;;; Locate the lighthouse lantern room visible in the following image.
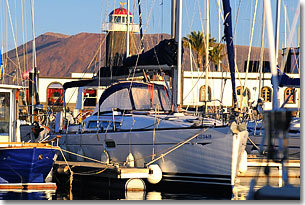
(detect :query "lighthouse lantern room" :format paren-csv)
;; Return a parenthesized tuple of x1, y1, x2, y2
(102, 3, 139, 32)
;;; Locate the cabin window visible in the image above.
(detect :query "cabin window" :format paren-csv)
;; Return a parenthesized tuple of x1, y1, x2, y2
(114, 16, 121, 23)
(236, 86, 251, 107)
(284, 88, 296, 104)
(0, 92, 10, 136)
(122, 17, 126, 23)
(101, 121, 120, 130)
(100, 88, 132, 112)
(199, 85, 211, 102)
(261, 87, 272, 102)
(109, 16, 113, 23)
(47, 83, 63, 106)
(83, 89, 97, 107)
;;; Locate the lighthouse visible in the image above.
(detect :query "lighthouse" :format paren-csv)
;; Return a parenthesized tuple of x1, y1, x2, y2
(102, 2, 140, 67)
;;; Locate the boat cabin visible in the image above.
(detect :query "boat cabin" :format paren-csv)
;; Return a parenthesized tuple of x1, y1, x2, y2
(0, 84, 21, 143)
(93, 81, 171, 114)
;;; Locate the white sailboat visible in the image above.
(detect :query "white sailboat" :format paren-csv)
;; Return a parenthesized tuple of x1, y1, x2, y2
(55, 0, 248, 190)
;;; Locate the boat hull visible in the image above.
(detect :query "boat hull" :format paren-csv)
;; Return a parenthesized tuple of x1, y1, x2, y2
(58, 126, 248, 187)
(0, 147, 58, 183)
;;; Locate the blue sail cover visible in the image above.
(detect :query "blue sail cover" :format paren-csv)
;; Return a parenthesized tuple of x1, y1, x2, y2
(222, 0, 237, 106)
(272, 70, 300, 88)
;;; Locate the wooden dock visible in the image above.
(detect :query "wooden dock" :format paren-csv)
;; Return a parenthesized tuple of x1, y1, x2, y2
(0, 183, 57, 191)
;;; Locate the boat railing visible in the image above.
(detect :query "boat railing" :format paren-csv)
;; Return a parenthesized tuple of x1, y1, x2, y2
(0, 141, 59, 148)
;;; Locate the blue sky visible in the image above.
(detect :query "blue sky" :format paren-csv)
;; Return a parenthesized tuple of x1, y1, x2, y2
(0, 0, 301, 52)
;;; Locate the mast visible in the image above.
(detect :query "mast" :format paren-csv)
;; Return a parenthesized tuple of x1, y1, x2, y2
(171, 0, 182, 112)
(284, 3, 287, 48)
(126, 0, 130, 57)
(205, 0, 210, 114)
(274, 0, 281, 63)
(138, 0, 145, 53)
(30, 0, 38, 123)
(171, 0, 176, 38)
(222, 0, 237, 107)
(258, 4, 266, 101)
(264, 0, 279, 110)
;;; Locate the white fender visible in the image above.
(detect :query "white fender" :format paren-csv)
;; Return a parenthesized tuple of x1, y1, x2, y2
(126, 153, 135, 167)
(239, 150, 248, 174)
(147, 164, 162, 184)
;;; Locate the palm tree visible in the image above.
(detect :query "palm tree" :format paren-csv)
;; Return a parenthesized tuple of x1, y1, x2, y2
(183, 31, 205, 70)
(183, 31, 224, 71)
(208, 37, 225, 71)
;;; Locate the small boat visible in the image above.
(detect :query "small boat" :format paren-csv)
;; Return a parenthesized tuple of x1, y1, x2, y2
(0, 84, 59, 184)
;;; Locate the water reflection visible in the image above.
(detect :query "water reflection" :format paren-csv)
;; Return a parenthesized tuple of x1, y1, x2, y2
(0, 190, 55, 200)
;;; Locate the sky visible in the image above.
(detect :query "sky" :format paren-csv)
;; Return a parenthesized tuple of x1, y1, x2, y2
(0, 0, 301, 52)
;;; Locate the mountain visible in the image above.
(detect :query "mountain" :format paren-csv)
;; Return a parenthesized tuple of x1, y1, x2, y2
(4, 32, 280, 82)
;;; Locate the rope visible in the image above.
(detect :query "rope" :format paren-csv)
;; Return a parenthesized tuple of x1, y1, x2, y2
(61, 149, 109, 165)
(146, 127, 209, 166)
(241, 0, 258, 110)
(247, 135, 260, 151)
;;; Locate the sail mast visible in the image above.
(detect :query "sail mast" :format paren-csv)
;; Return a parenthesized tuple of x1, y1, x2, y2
(30, 0, 37, 123)
(126, 0, 130, 58)
(171, 0, 182, 111)
(274, 0, 281, 63)
(264, 0, 279, 110)
(205, 0, 210, 114)
(175, 0, 183, 109)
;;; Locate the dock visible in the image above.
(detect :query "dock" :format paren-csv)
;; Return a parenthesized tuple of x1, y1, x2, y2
(53, 161, 150, 191)
(233, 156, 300, 200)
(0, 183, 57, 191)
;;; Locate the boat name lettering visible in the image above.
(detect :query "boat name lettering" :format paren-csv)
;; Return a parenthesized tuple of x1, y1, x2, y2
(196, 134, 212, 139)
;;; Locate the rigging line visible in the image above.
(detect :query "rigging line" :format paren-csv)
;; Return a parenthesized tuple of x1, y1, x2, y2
(232, 0, 241, 41)
(20, 0, 29, 112)
(143, 0, 157, 34)
(215, 0, 225, 23)
(5, 0, 22, 85)
(257, 2, 266, 103)
(241, 0, 258, 110)
(146, 127, 209, 166)
(184, 0, 196, 37)
(182, 50, 215, 101)
(279, 2, 300, 73)
(65, 33, 108, 106)
(137, 0, 145, 53)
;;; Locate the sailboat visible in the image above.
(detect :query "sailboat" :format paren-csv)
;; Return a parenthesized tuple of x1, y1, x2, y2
(55, 0, 248, 191)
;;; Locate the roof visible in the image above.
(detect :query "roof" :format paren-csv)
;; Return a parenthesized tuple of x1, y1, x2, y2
(109, 8, 132, 16)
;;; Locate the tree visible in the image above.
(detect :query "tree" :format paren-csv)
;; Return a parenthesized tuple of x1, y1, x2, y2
(183, 31, 224, 71)
(183, 31, 205, 70)
(208, 37, 225, 71)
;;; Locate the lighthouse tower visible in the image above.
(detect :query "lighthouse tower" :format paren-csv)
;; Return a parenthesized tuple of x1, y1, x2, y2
(103, 3, 139, 67)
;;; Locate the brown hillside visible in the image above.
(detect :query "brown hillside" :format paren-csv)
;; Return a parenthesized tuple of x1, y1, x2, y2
(4, 32, 281, 85)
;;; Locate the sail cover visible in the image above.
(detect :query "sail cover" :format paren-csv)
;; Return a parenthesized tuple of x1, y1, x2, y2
(93, 81, 171, 113)
(222, 0, 237, 106)
(63, 78, 117, 90)
(123, 38, 179, 67)
(272, 71, 300, 88)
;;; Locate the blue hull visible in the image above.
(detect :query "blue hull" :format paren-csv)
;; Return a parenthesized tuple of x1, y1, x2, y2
(0, 147, 58, 183)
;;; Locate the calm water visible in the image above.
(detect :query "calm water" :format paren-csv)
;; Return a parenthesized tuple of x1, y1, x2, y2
(0, 182, 252, 200)
(0, 169, 300, 200)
